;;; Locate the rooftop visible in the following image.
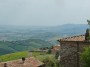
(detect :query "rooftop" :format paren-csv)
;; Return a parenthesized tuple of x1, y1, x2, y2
(51, 45, 60, 53)
(52, 45, 60, 50)
(0, 57, 44, 67)
(58, 35, 85, 42)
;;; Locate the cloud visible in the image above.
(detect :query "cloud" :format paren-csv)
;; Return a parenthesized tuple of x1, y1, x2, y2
(0, 0, 90, 26)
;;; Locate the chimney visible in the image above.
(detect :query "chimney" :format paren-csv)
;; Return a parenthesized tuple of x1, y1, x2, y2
(22, 57, 25, 64)
(85, 29, 90, 41)
(4, 63, 7, 67)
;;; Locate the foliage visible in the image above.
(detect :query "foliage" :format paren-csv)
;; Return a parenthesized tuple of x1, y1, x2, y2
(32, 51, 46, 57)
(35, 54, 54, 61)
(35, 54, 60, 67)
(55, 51, 60, 59)
(47, 49, 52, 54)
(42, 56, 60, 67)
(81, 47, 90, 67)
(87, 36, 90, 39)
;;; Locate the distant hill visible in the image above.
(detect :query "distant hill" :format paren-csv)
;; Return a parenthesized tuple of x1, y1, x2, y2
(0, 39, 52, 55)
(48, 24, 88, 36)
(0, 24, 88, 55)
(0, 24, 88, 43)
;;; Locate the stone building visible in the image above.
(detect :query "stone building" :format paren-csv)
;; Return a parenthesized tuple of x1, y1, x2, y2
(51, 45, 60, 54)
(58, 29, 90, 67)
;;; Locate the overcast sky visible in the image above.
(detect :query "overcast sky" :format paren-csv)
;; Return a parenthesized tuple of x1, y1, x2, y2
(0, 0, 90, 26)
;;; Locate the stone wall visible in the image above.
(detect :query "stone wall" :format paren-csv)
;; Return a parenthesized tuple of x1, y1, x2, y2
(60, 41, 90, 67)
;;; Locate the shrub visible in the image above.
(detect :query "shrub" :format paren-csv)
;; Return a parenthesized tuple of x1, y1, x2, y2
(43, 57, 60, 67)
(47, 49, 52, 54)
(81, 47, 90, 67)
(55, 51, 59, 59)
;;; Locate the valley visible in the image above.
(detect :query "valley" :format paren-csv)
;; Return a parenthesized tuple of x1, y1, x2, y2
(0, 24, 88, 55)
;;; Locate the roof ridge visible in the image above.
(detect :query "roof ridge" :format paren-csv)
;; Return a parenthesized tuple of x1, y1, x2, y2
(61, 34, 85, 39)
(59, 34, 85, 42)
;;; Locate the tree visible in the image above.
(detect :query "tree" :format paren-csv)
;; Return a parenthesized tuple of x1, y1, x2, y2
(87, 36, 90, 39)
(47, 49, 52, 54)
(43, 57, 60, 67)
(55, 51, 59, 59)
(81, 47, 90, 67)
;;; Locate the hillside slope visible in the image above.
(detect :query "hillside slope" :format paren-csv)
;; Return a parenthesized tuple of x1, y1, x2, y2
(0, 24, 88, 55)
(0, 39, 52, 55)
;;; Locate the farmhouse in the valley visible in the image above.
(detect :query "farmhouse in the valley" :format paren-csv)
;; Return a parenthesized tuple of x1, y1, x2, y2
(0, 57, 45, 67)
(58, 27, 90, 67)
(51, 45, 60, 54)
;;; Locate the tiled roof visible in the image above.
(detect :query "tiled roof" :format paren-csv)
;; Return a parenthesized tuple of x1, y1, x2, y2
(51, 45, 60, 53)
(59, 35, 85, 42)
(53, 45, 60, 50)
(0, 57, 44, 67)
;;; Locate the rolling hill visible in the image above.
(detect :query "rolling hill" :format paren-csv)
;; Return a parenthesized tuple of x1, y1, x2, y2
(0, 39, 52, 55)
(0, 24, 88, 42)
(0, 24, 88, 55)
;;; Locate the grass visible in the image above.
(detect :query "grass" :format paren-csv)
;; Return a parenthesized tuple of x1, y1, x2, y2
(35, 54, 55, 61)
(0, 51, 28, 62)
(31, 51, 55, 61)
(35, 54, 60, 67)
(32, 51, 46, 57)
(0, 51, 55, 63)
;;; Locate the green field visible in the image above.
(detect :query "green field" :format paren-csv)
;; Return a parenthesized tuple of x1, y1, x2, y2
(0, 51, 54, 62)
(36, 54, 55, 61)
(0, 51, 28, 62)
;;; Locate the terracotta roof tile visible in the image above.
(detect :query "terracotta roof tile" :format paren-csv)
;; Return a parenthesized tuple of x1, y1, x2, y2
(0, 57, 44, 67)
(51, 45, 60, 53)
(53, 45, 60, 50)
(59, 35, 85, 42)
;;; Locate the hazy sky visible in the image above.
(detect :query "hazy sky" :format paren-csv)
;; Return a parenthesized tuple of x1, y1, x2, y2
(0, 0, 90, 26)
